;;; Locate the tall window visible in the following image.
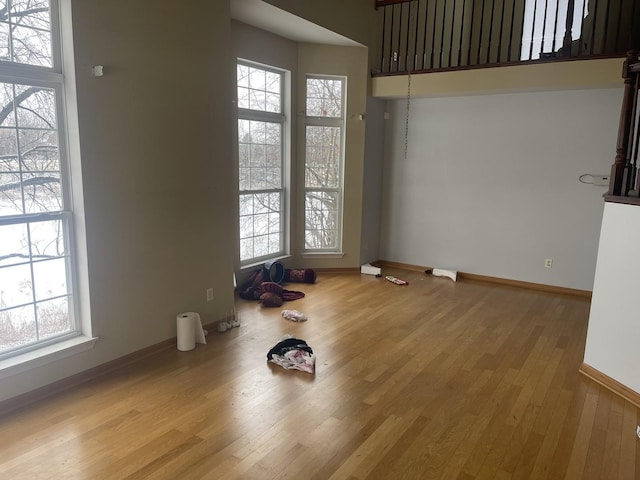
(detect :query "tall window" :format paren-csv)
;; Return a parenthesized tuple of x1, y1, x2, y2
(0, 0, 78, 357)
(237, 61, 287, 264)
(304, 75, 345, 251)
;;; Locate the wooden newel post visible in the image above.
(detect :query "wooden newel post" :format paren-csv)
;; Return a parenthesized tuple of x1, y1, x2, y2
(609, 51, 639, 196)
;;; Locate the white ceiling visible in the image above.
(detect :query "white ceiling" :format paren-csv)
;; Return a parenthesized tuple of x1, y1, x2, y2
(230, 0, 363, 47)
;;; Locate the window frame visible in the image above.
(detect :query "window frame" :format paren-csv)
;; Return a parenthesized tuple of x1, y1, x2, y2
(303, 74, 346, 253)
(236, 60, 289, 266)
(0, 0, 83, 360)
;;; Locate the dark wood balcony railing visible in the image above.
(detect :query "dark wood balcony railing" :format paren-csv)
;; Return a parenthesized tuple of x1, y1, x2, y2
(607, 50, 640, 201)
(374, 0, 639, 75)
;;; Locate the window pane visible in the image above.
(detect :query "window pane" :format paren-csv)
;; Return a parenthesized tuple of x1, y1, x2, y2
(265, 71, 280, 93)
(268, 234, 280, 253)
(33, 257, 67, 301)
(238, 64, 282, 114)
(239, 194, 253, 216)
(240, 238, 254, 261)
(11, 25, 52, 67)
(254, 234, 268, 258)
(16, 86, 57, 129)
(237, 86, 249, 109)
(11, 0, 51, 30)
(22, 171, 62, 214)
(269, 212, 280, 231)
(239, 167, 250, 191)
(249, 89, 266, 112)
(239, 215, 254, 239)
(265, 168, 280, 189)
(254, 193, 269, 214)
(19, 128, 59, 172)
(265, 145, 280, 168)
(237, 64, 249, 88)
(0, 128, 19, 169)
(305, 126, 341, 188)
(0, 85, 16, 127)
(0, 222, 29, 267)
(239, 120, 282, 192)
(238, 192, 282, 262)
(7, 0, 52, 67)
(265, 92, 280, 114)
(265, 123, 280, 146)
(238, 119, 249, 143)
(305, 190, 339, 249)
(254, 213, 268, 235)
(249, 67, 265, 91)
(250, 144, 265, 168)
(306, 78, 343, 118)
(0, 23, 10, 62)
(249, 121, 265, 144)
(0, 305, 37, 352)
(0, 263, 33, 308)
(238, 143, 250, 168)
(37, 296, 71, 340)
(0, 172, 23, 215)
(30, 219, 66, 258)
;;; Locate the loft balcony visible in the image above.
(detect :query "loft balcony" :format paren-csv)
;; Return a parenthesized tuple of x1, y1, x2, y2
(372, 1, 639, 201)
(373, 0, 639, 76)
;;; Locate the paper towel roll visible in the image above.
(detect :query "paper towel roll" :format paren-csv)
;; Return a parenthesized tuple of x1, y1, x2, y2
(177, 312, 207, 351)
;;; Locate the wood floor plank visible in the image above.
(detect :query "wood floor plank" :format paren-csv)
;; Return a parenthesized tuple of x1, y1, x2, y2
(528, 388, 574, 480)
(619, 401, 638, 480)
(0, 269, 637, 479)
(582, 386, 610, 479)
(563, 392, 599, 479)
(600, 395, 625, 479)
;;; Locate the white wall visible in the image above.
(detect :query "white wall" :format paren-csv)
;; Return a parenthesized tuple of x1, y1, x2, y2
(584, 201, 640, 394)
(360, 97, 385, 264)
(380, 87, 622, 290)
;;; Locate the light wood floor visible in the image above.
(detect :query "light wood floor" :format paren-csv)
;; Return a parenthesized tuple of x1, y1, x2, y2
(0, 269, 638, 479)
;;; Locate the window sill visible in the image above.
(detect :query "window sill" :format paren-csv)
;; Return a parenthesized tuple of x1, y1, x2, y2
(301, 252, 345, 259)
(0, 335, 99, 380)
(240, 255, 293, 272)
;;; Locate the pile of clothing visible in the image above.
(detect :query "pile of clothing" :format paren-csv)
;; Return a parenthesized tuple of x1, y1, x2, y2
(267, 336, 315, 374)
(239, 262, 316, 308)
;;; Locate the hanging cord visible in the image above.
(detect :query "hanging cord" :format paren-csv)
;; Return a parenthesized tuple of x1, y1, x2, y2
(404, 68, 411, 161)
(404, 0, 418, 161)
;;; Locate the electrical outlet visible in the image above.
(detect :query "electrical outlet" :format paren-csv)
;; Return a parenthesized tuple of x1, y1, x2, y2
(545, 258, 553, 268)
(636, 424, 640, 439)
(206, 288, 214, 301)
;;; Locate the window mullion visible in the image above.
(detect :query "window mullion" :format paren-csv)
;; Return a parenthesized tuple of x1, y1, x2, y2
(304, 117, 343, 128)
(238, 108, 284, 124)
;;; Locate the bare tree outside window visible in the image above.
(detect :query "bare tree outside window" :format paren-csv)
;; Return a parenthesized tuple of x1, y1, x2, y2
(304, 76, 345, 251)
(0, 0, 75, 356)
(0, 0, 53, 67)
